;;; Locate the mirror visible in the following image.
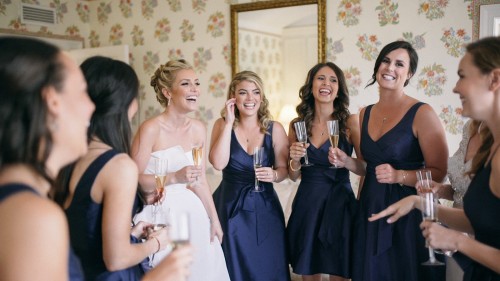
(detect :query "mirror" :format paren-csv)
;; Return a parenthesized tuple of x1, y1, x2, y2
(472, 0, 500, 40)
(230, 0, 326, 119)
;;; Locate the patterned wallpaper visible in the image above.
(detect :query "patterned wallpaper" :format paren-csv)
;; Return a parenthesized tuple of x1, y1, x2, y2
(0, 0, 476, 165)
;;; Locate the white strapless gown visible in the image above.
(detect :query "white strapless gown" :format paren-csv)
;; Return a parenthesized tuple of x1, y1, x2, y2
(133, 145, 230, 281)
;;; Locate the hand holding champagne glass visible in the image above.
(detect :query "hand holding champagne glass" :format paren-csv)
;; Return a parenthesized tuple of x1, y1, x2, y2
(168, 211, 191, 249)
(327, 120, 339, 168)
(252, 146, 264, 192)
(417, 169, 444, 266)
(294, 121, 313, 167)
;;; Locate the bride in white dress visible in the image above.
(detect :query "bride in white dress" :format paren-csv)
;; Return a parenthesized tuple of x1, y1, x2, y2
(131, 59, 230, 281)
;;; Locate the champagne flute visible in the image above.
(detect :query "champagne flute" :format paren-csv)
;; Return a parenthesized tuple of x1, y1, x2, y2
(148, 208, 169, 267)
(168, 211, 190, 249)
(327, 120, 339, 169)
(154, 158, 168, 202)
(417, 169, 445, 266)
(252, 146, 264, 192)
(294, 121, 313, 167)
(191, 144, 203, 183)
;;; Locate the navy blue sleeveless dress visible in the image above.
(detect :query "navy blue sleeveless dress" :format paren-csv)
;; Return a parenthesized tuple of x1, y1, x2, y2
(213, 122, 290, 281)
(352, 103, 444, 281)
(462, 160, 500, 281)
(65, 150, 146, 281)
(0, 184, 84, 281)
(286, 132, 356, 277)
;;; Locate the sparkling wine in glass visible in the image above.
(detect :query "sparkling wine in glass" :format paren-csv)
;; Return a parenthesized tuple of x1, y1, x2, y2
(417, 169, 445, 266)
(252, 146, 264, 192)
(327, 120, 339, 169)
(294, 121, 313, 167)
(154, 158, 168, 202)
(191, 144, 203, 183)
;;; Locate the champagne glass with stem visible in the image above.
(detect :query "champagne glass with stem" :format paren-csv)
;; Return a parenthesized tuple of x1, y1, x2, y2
(252, 146, 264, 192)
(327, 120, 339, 168)
(191, 143, 203, 183)
(417, 169, 445, 266)
(294, 121, 313, 167)
(153, 158, 168, 225)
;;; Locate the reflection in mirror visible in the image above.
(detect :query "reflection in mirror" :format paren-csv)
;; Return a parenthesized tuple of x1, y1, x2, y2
(230, 0, 326, 124)
(472, 0, 500, 39)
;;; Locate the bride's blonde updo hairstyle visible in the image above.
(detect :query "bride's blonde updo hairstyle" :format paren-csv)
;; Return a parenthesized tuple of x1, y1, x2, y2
(150, 59, 192, 107)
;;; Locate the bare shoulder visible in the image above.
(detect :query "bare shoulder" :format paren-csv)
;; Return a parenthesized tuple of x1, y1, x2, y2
(272, 120, 286, 132)
(138, 115, 162, 138)
(99, 153, 138, 186)
(1, 192, 67, 234)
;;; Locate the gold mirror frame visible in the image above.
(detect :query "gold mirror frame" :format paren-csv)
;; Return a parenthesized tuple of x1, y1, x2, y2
(472, 0, 500, 40)
(230, 0, 326, 78)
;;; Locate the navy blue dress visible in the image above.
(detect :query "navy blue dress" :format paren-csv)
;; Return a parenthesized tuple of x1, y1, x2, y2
(213, 122, 290, 281)
(462, 161, 500, 281)
(286, 133, 356, 277)
(352, 103, 444, 281)
(65, 150, 146, 281)
(0, 184, 84, 281)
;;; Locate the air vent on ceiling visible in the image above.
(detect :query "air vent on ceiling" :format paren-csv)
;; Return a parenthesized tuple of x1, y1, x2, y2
(21, 3, 56, 26)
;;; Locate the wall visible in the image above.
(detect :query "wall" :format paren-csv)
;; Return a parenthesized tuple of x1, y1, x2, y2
(0, 0, 473, 179)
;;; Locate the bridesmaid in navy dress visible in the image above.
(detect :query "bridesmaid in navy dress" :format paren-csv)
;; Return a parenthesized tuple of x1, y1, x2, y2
(287, 62, 361, 281)
(336, 41, 448, 281)
(369, 36, 500, 281)
(210, 71, 290, 281)
(0, 37, 94, 280)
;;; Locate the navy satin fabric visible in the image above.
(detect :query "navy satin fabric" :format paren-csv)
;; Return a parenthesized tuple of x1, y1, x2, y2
(287, 135, 356, 277)
(463, 163, 500, 281)
(65, 150, 145, 281)
(213, 122, 290, 281)
(352, 103, 444, 281)
(0, 184, 84, 281)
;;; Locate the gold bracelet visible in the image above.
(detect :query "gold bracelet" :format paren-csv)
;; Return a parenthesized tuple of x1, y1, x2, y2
(289, 159, 301, 172)
(273, 170, 278, 182)
(399, 170, 408, 186)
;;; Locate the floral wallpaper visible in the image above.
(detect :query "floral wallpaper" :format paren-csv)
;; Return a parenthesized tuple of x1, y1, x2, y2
(0, 0, 477, 166)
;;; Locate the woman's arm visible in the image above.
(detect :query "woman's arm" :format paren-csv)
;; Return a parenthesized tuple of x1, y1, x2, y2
(100, 154, 169, 271)
(414, 104, 449, 182)
(190, 121, 224, 243)
(268, 121, 289, 183)
(131, 118, 160, 203)
(209, 99, 235, 170)
(330, 114, 366, 176)
(208, 118, 232, 170)
(0, 195, 69, 280)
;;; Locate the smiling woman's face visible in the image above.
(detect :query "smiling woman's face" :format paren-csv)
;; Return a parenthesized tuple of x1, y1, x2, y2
(312, 66, 339, 104)
(167, 68, 200, 111)
(233, 80, 261, 117)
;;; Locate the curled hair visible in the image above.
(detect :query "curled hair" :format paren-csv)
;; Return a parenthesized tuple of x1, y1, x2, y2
(221, 71, 272, 134)
(464, 37, 500, 176)
(291, 62, 350, 138)
(150, 59, 192, 107)
(0, 37, 65, 184)
(366, 40, 418, 88)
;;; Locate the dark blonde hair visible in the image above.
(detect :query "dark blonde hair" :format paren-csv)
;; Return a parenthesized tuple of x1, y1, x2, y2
(221, 70, 272, 134)
(150, 59, 192, 107)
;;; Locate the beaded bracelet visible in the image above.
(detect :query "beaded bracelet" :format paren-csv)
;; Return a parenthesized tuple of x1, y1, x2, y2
(289, 159, 301, 172)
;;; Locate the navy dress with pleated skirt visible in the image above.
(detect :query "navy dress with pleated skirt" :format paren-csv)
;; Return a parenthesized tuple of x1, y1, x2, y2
(352, 103, 444, 281)
(213, 122, 290, 281)
(286, 131, 357, 278)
